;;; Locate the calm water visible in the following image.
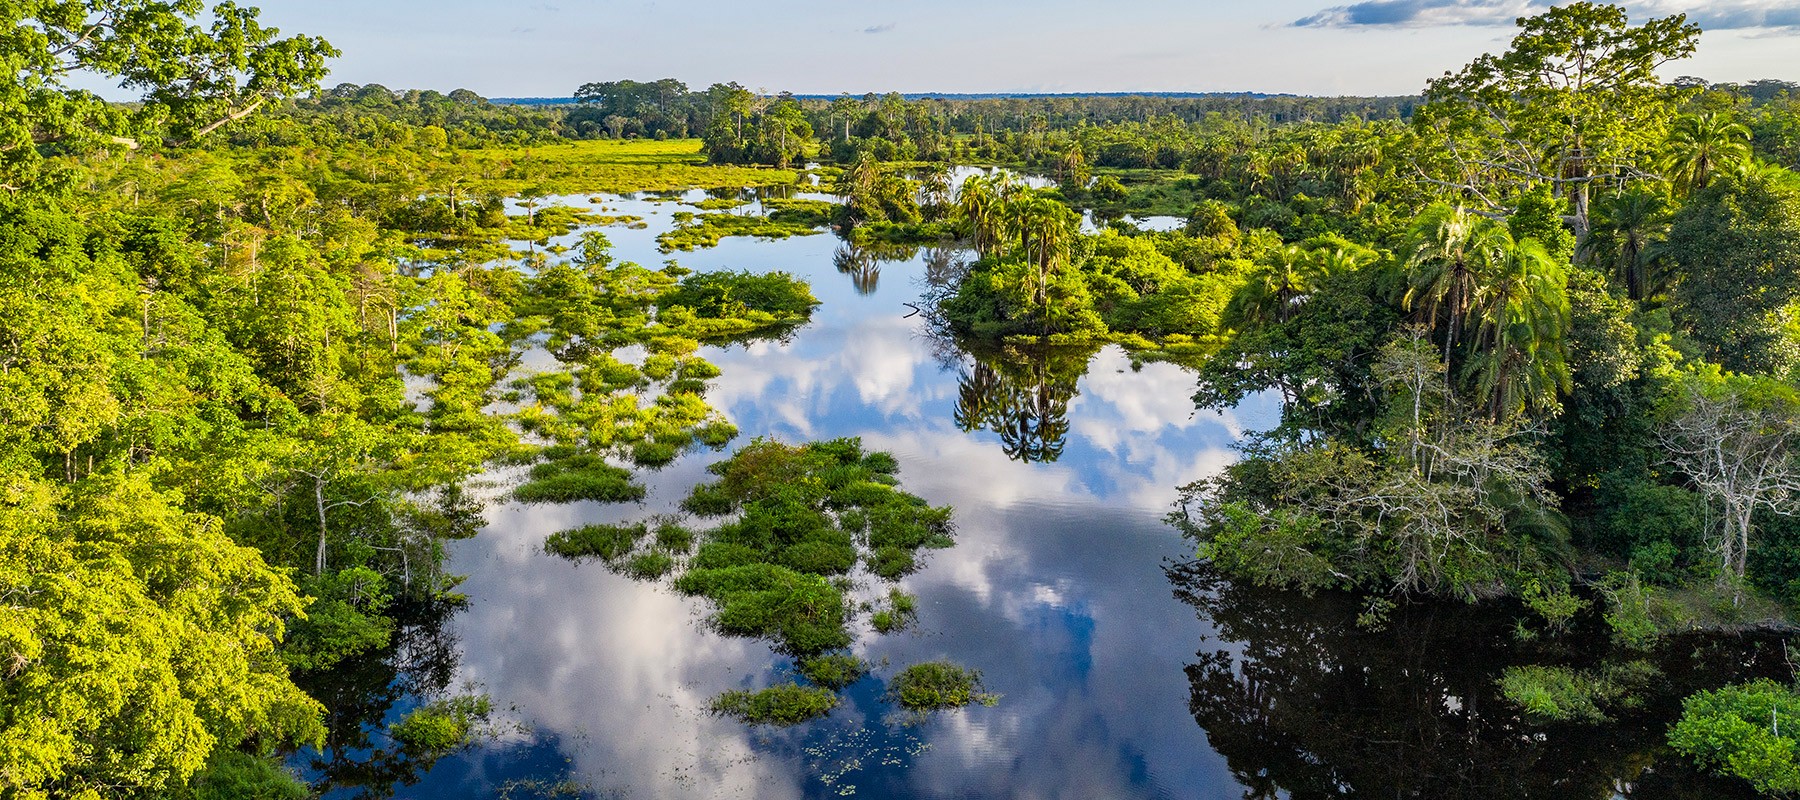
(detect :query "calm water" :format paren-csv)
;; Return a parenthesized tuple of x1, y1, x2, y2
(300, 187, 1782, 800)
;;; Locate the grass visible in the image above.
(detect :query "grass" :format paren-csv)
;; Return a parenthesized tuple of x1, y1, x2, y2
(709, 683, 839, 725)
(799, 654, 869, 691)
(464, 139, 799, 195)
(888, 661, 998, 710)
(871, 588, 918, 634)
(543, 522, 648, 561)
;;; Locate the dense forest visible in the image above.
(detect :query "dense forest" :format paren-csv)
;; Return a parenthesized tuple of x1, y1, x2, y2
(7, 0, 1800, 797)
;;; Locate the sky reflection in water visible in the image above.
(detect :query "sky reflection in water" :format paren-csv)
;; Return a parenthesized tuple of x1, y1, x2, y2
(387, 188, 1279, 799)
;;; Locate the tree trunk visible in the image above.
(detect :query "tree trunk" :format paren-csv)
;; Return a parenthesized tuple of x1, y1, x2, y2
(315, 475, 330, 576)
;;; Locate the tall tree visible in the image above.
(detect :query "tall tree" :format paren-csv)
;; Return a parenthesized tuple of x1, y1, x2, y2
(1, 0, 337, 181)
(1416, 3, 1699, 245)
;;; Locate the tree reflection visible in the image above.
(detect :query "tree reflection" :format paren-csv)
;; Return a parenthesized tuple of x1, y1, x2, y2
(953, 343, 1097, 463)
(833, 242, 920, 295)
(293, 597, 470, 799)
(1168, 562, 1788, 799)
(833, 245, 881, 295)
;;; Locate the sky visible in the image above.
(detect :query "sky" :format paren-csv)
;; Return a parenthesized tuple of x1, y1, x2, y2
(242, 0, 1800, 97)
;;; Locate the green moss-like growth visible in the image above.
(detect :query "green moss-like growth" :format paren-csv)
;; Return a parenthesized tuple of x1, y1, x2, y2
(515, 453, 647, 504)
(657, 212, 822, 252)
(799, 653, 869, 691)
(889, 661, 997, 710)
(544, 522, 649, 561)
(709, 683, 839, 725)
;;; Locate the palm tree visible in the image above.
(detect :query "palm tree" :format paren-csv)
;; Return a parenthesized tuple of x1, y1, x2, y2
(957, 173, 1003, 258)
(1466, 237, 1571, 419)
(1580, 189, 1668, 301)
(1662, 112, 1752, 197)
(1403, 205, 1511, 364)
(1017, 194, 1078, 334)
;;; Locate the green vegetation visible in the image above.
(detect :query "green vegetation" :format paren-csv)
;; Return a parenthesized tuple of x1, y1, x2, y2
(709, 683, 840, 726)
(657, 212, 824, 251)
(463, 139, 798, 195)
(888, 661, 998, 710)
(798, 654, 870, 691)
(188, 752, 311, 800)
(541, 437, 961, 722)
(11, 0, 1800, 792)
(1498, 662, 1657, 723)
(515, 454, 647, 504)
(1670, 680, 1800, 796)
(871, 589, 919, 633)
(389, 695, 493, 754)
(544, 523, 649, 561)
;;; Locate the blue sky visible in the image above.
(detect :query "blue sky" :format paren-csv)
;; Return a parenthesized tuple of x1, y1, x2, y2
(249, 0, 1800, 96)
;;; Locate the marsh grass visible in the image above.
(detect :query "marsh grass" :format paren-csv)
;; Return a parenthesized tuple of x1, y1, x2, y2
(888, 661, 998, 710)
(798, 654, 869, 691)
(709, 683, 839, 726)
(514, 454, 646, 504)
(466, 139, 798, 195)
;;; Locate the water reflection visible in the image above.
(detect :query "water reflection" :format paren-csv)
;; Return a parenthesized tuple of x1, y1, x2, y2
(297, 598, 467, 799)
(1172, 562, 1787, 799)
(952, 344, 1094, 464)
(317, 183, 1785, 800)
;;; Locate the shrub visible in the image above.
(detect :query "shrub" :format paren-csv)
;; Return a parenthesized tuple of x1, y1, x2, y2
(1670, 680, 1800, 796)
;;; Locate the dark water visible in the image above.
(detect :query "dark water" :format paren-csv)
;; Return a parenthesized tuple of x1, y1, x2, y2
(299, 187, 1785, 800)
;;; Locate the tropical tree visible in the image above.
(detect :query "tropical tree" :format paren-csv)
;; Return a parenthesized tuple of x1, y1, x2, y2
(1402, 205, 1511, 364)
(1581, 189, 1669, 301)
(1662, 111, 1753, 197)
(1417, 3, 1700, 244)
(1465, 237, 1571, 419)
(957, 173, 1005, 258)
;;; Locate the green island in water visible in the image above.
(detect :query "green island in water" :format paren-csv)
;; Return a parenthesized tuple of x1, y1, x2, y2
(7, 2, 1800, 798)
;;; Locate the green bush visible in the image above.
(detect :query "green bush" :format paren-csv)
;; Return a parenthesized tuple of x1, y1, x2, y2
(389, 695, 492, 754)
(1670, 680, 1800, 796)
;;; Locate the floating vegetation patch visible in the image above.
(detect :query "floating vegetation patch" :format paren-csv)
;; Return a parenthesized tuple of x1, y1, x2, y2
(505, 235, 820, 503)
(388, 694, 494, 754)
(543, 522, 648, 561)
(657, 211, 823, 252)
(798, 653, 870, 691)
(709, 683, 840, 726)
(764, 198, 837, 227)
(888, 661, 998, 711)
(870, 588, 918, 634)
(540, 437, 980, 723)
(514, 453, 646, 504)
